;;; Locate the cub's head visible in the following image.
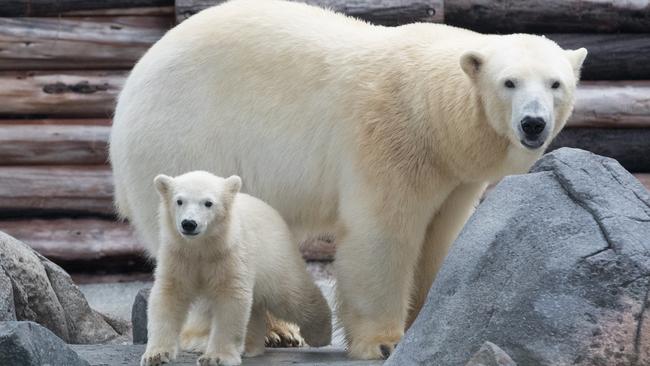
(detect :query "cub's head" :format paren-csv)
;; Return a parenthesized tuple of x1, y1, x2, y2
(460, 34, 587, 151)
(154, 171, 242, 240)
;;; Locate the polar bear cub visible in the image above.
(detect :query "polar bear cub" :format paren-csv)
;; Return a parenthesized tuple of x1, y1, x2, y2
(141, 171, 331, 366)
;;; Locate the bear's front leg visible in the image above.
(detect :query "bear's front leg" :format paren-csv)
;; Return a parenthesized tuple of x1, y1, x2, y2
(141, 278, 191, 366)
(198, 290, 253, 366)
(335, 198, 434, 360)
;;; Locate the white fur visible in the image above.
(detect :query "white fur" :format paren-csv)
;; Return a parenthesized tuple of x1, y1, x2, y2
(141, 171, 331, 366)
(111, 0, 586, 359)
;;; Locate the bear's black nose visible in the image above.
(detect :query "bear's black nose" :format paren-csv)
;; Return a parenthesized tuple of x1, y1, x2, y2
(181, 219, 197, 232)
(521, 116, 546, 136)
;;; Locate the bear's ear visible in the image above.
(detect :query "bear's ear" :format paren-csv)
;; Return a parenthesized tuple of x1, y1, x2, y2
(460, 51, 484, 79)
(565, 48, 588, 78)
(154, 174, 173, 197)
(224, 175, 242, 197)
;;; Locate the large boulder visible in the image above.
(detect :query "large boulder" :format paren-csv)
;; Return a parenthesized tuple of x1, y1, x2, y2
(132, 286, 151, 344)
(387, 148, 650, 366)
(0, 231, 123, 343)
(0, 321, 89, 366)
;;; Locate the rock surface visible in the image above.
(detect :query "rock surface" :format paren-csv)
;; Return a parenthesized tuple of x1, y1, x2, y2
(132, 286, 150, 344)
(0, 321, 90, 366)
(72, 344, 381, 366)
(387, 148, 650, 366)
(0, 231, 123, 343)
(465, 342, 516, 366)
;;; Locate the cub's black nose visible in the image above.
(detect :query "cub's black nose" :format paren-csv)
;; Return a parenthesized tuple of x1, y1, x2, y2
(181, 219, 197, 232)
(521, 116, 546, 136)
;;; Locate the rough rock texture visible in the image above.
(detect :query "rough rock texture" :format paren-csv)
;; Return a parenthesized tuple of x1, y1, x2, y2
(387, 148, 650, 366)
(465, 342, 516, 366)
(73, 344, 381, 366)
(132, 286, 150, 344)
(0, 321, 90, 366)
(0, 231, 123, 343)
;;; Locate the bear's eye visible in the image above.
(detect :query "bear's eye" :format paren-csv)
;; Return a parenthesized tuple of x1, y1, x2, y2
(176, 199, 183, 206)
(205, 201, 213, 208)
(504, 80, 515, 89)
(551, 81, 561, 89)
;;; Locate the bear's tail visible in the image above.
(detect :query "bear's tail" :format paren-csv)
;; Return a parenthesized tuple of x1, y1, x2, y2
(268, 277, 332, 347)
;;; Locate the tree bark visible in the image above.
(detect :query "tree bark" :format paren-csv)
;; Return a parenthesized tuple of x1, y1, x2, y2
(549, 128, 650, 173)
(0, 124, 110, 165)
(569, 81, 650, 128)
(0, 71, 123, 118)
(0, 16, 172, 70)
(176, 0, 443, 25)
(0, 166, 114, 216)
(0, 0, 173, 17)
(548, 33, 650, 81)
(445, 0, 650, 33)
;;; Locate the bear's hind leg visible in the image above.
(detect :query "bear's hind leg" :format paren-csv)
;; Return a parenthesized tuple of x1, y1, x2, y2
(407, 182, 486, 328)
(265, 267, 332, 347)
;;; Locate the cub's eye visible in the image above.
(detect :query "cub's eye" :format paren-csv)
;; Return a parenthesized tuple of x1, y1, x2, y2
(551, 81, 561, 89)
(205, 201, 213, 208)
(176, 199, 183, 206)
(504, 80, 515, 89)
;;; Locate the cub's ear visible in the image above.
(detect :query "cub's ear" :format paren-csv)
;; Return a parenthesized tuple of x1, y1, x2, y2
(460, 51, 485, 79)
(224, 175, 242, 196)
(565, 48, 588, 78)
(154, 174, 173, 197)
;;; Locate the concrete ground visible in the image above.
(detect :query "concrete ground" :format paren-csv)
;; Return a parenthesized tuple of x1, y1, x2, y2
(72, 345, 383, 366)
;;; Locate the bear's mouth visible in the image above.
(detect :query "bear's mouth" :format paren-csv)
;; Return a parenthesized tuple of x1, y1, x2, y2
(181, 230, 199, 236)
(520, 138, 545, 150)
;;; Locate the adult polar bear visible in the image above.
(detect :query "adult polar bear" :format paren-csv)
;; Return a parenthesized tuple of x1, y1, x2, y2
(110, 0, 586, 359)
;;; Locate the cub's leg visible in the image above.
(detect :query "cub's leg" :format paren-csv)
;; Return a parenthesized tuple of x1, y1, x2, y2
(141, 278, 191, 366)
(266, 264, 332, 348)
(407, 182, 486, 328)
(244, 304, 266, 357)
(180, 299, 211, 352)
(198, 290, 253, 366)
(265, 313, 303, 347)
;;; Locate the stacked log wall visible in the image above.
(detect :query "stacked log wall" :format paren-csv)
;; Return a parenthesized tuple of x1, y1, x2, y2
(0, 0, 648, 271)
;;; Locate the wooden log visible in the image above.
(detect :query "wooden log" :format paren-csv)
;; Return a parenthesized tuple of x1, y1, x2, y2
(0, 71, 123, 117)
(547, 34, 650, 81)
(0, 0, 173, 17)
(0, 218, 338, 265)
(445, 0, 650, 33)
(0, 218, 141, 263)
(569, 82, 650, 128)
(0, 124, 110, 165)
(61, 6, 174, 17)
(0, 166, 114, 216)
(548, 128, 650, 173)
(0, 118, 111, 126)
(176, 0, 444, 25)
(0, 16, 172, 70)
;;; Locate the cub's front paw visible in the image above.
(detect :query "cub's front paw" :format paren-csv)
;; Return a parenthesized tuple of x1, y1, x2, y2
(197, 352, 242, 366)
(140, 348, 176, 366)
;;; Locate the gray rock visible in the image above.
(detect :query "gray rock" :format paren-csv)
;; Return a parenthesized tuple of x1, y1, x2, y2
(132, 286, 151, 344)
(465, 342, 516, 366)
(387, 148, 650, 366)
(0, 231, 123, 343)
(0, 321, 90, 366)
(73, 344, 381, 366)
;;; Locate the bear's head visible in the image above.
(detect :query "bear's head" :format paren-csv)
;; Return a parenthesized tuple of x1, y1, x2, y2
(153, 171, 242, 240)
(460, 34, 587, 152)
